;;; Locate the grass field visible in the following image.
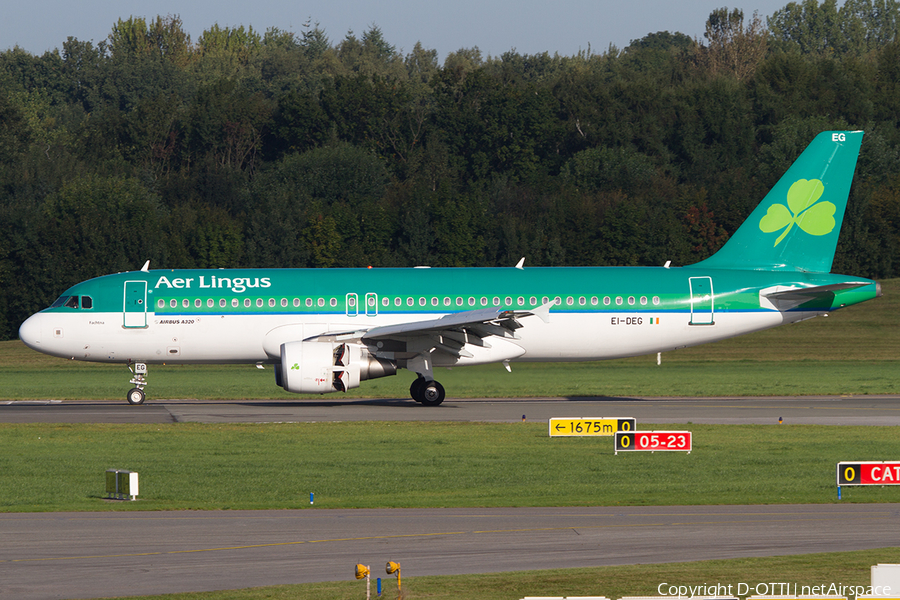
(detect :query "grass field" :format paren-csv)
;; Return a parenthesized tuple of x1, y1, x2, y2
(3, 422, 899, 512)
(1, 279, 898, 401)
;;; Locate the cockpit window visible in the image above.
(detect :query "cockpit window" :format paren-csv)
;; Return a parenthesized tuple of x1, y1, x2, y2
(50, 295, 93, 309)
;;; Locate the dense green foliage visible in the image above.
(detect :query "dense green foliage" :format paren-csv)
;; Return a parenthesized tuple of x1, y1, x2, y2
(3, 4, 900, 339)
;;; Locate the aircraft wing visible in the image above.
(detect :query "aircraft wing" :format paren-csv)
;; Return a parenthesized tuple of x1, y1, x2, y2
(305, 302, 552, 361)
(363, 303, 551, 340)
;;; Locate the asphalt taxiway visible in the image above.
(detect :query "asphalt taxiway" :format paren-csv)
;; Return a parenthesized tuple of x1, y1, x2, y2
(3, 504, 900, 600)
(2, 394, 900, 425)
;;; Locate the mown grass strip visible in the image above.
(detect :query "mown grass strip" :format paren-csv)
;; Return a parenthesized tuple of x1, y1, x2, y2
(2, 422, 900, 512)
(2, 358, 899, 400)
(93, 547, 900, 600)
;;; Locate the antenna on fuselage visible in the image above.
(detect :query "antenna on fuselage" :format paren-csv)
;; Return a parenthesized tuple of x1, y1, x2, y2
(140, 260, 150, 272)
(515, 257, 525, 270)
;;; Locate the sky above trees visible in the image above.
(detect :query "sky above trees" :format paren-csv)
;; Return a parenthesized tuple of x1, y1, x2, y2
(6, 0, 793, 59)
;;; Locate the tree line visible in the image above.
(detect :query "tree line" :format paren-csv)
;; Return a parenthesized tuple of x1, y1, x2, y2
(2, 0, 900, 339)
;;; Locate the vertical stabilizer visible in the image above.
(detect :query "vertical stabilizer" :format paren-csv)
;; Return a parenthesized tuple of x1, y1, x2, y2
(692, 130, 863, 272)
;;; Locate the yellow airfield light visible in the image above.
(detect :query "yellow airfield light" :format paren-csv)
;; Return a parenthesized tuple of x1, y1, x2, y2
(354, 564, 372, 600)
(386, 560, 402, 596)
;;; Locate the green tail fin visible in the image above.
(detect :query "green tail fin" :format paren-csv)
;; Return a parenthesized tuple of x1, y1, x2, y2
(692, 130, 863, 272)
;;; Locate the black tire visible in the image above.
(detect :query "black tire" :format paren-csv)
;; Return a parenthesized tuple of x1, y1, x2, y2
(409, 377, 426, 402)
(126, 388, 146, 405)
(420, 380, 445, 406)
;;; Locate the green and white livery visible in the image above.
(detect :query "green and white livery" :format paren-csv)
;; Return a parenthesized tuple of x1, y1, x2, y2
(19, 131, 881, 405)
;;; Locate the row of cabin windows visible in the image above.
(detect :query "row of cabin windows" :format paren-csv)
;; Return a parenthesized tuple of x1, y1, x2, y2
(156, 295, 663, 311)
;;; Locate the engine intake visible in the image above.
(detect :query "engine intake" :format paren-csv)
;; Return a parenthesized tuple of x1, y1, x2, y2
(278, 341, 396, 394)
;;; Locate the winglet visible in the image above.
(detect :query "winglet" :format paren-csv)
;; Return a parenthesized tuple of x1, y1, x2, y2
(515, 257, 525, 270)
(140, 260, 150, 272)
(529, 299, 554, 324)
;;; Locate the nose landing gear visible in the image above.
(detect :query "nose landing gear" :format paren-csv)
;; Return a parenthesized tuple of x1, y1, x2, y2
(127, 362, 147, 405)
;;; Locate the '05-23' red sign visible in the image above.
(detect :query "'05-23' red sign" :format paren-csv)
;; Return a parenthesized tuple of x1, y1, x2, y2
(615, 431, 692, 455)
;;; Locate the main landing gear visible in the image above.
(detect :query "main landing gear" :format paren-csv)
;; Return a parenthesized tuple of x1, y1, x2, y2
(126, 362, 148, 405)
(409, 376, 445, 406)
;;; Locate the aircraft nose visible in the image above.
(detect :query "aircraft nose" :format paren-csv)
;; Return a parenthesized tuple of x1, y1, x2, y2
(18, 313, 43, 351)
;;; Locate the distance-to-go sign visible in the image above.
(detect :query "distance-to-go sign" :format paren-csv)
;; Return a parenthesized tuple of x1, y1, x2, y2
(549, 417, 636, 437)
(615, 430, 692, 454)
(837, 461, 900, 485)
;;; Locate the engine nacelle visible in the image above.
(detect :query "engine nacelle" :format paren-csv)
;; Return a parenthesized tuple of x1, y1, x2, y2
(279, 341, 396, 394)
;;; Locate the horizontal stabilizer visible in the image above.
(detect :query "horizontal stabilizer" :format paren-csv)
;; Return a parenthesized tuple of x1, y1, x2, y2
(760, 282, 869, 311)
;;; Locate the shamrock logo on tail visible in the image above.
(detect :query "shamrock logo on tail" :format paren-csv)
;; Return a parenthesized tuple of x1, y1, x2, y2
(758, 178, 836, 246)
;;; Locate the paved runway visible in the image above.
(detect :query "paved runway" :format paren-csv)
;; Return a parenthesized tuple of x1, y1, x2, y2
(3, 504, 900, 600)
(3, 395, 900, 425)
(2, 396, 899, 599)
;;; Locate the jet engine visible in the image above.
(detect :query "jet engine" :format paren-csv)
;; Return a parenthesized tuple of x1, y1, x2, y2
(277, 341, 396, 394)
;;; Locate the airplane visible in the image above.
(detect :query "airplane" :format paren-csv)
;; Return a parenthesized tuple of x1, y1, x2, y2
(18, 130, 882, 406)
